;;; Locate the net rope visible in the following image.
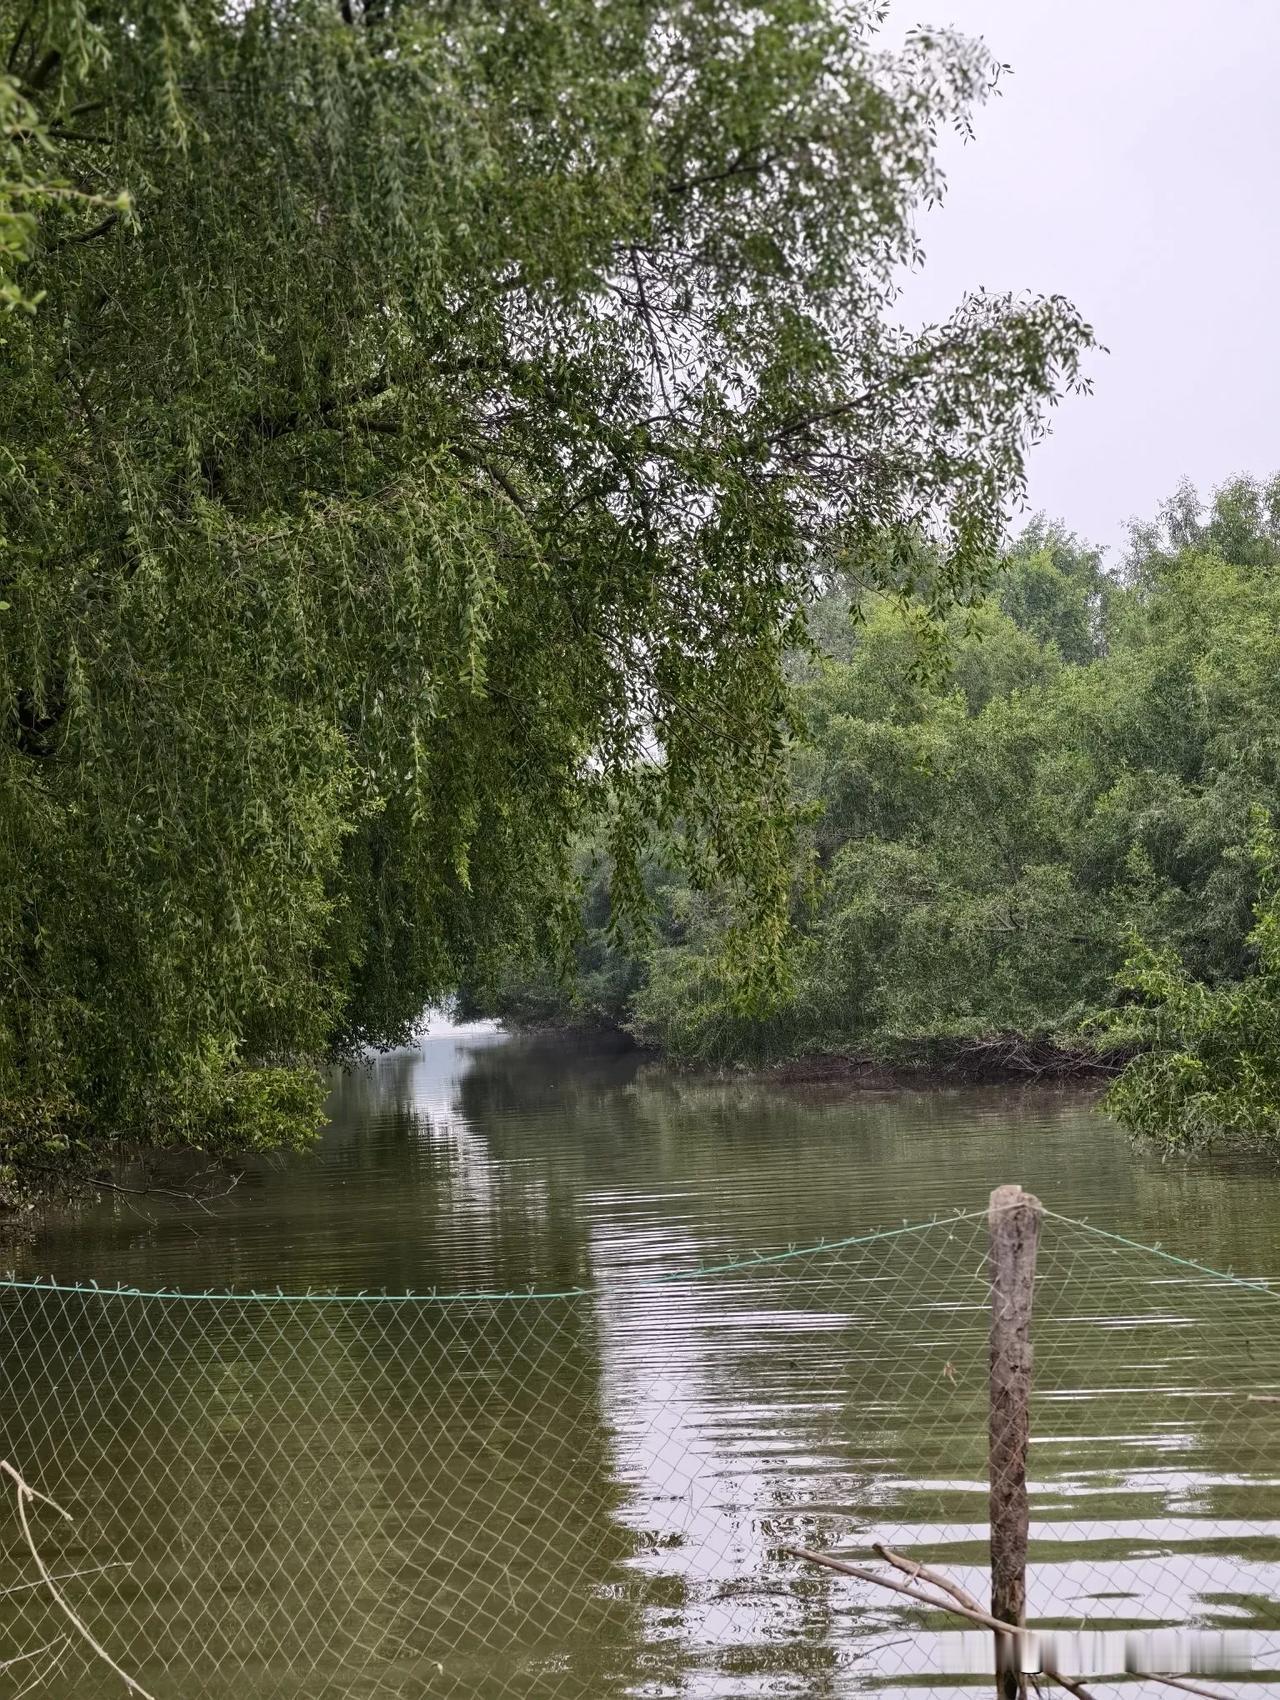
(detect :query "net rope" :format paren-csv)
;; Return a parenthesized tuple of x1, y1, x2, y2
(1, 1210, 1278, 1698)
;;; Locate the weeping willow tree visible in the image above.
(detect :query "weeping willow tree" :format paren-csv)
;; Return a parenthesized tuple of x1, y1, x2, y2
(0, 0, 1094, 1199)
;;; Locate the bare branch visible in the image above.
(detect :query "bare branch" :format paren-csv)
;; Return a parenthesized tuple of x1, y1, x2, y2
(2, 1560, 131, 1598)
(6, 1638, 71, 1699)
(23, 46, 59, 91)
(872, 1542, 985, 1616)
(6, 16, 32, 75)
(787, 1544, 1017, 1632)
(666, 148, 783, 196)
(1154, 1677, 1237, 1700)
(0, 1635, 70, 1676)
(0, 1459, 156, 1700)
(452, 443, 528, 514)
(48, 213, 120, 251)
(789, 1545, 1101, 1700)
(1042, 1666, 1098, 1700)
(89, 1169, 243, 1216)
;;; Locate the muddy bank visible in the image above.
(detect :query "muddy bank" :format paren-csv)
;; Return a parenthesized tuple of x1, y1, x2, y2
(753, 1035, 1130, 1090)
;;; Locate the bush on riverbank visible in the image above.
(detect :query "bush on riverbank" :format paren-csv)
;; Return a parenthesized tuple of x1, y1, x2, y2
(1099, 814, 1280, 1145)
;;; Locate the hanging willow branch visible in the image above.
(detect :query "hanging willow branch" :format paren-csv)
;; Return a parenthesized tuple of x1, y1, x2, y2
(0, 0, 1095, 1199)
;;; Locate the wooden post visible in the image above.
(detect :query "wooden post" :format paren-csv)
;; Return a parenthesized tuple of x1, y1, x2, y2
(988, 1184, 1043, 1700)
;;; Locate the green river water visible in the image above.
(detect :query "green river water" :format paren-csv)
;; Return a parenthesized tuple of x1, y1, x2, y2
(3, 1024, 1280, 1699)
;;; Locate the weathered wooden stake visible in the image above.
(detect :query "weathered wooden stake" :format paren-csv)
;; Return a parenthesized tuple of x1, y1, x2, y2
(988, 1183, 1043, 1700)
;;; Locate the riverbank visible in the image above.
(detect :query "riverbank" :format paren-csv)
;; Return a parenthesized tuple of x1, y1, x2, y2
(773, 1032, 1128, 1084)
(495, 1016, 1131, 1090)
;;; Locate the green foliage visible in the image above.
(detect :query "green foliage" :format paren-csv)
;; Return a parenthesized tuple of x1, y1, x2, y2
(0, 1090, 89, 1208)
(1102, 815, 1280, 1148)
(151, 1045, 330, 1158)
(0, 1, 1094, 1195)
(996, 520, 1109, 663)
(481, 480, 1280, 1139)
(0, 1064, 325, 1210)
(1, 68, 130, 312)
(1, 72, 46, 310)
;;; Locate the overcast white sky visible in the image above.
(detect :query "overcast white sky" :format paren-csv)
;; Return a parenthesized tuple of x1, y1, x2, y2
(894, 0, 1280, 559)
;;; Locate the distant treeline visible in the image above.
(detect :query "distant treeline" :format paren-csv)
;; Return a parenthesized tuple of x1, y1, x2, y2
(461, 477, 1280, 1147)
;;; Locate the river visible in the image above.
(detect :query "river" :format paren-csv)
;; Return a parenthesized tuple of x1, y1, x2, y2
(3, 1024, 1280, 1698)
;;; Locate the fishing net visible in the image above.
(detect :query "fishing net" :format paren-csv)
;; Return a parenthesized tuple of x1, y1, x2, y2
(1, 1208, 1278, 1698)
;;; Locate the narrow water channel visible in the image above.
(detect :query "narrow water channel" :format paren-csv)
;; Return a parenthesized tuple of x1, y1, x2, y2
(3, 1025, 1280, 1698)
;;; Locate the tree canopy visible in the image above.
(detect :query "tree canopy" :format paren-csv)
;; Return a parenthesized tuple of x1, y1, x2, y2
(0, 0, 1094, 1202)
(473, 476, 1280, 1149)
